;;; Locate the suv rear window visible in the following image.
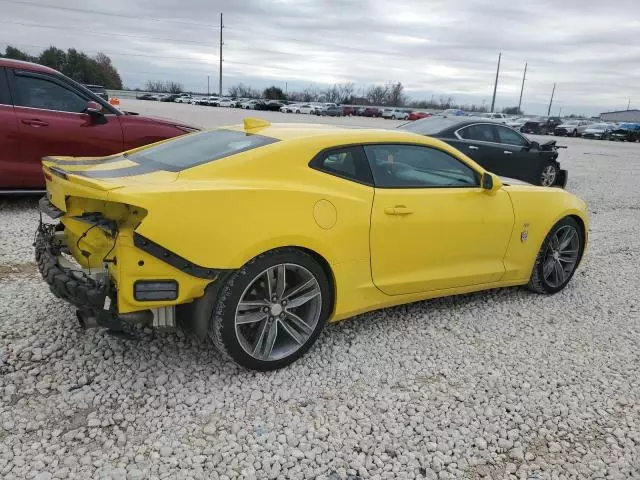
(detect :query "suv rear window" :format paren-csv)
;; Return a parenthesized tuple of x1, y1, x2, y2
(126, 129, 278, 171)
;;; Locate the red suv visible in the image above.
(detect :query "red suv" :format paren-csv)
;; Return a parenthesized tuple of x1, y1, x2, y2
(0, 59, 199, 191)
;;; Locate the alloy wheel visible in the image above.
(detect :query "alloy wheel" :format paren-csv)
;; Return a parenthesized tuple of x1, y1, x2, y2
(234, 263, 322, 361)
(542, 225, 580, 288)
(541, 165, 557, 186)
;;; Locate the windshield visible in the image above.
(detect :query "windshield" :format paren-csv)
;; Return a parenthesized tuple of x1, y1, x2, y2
(126, 129, 278, 171)
(398, 117, 463, 135)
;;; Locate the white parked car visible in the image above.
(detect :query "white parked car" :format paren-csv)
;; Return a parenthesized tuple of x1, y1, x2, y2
(505, 117, 528, 131)
(382, 108, 409, 120)
(204, 96, 220, 106)
(240, 99, 261, 109)
(190, 97, 207, 105)
(293, 104, 318, 114)
(479, 112, 508, 123)
(218, 98, 236, 107)
(280, 104, 299, 113)
(174, 94, 192, 103)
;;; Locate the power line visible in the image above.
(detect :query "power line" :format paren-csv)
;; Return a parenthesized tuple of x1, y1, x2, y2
(0, 20, 218, 46)
(0, 0, 219, 27)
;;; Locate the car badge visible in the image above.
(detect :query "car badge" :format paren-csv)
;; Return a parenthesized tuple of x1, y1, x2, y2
(521, 223, 529, 243)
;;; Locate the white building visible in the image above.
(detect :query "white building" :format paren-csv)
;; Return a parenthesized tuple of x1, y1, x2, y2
(600, 109, 640, 122)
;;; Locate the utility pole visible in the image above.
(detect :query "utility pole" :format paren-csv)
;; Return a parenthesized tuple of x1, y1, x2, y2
(627, 98, 631, 110)
(558, 106, 562, 117)
(517, 62, 527, 114)
(219, 12, 223, 97)
(285, 82, 288, 96)
(207, 75, 210, 96)
(547, 83, 556, 116)
(490, 52, 501, 113)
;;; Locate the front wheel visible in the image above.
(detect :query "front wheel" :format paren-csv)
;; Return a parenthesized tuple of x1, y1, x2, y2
(209, 249, 332, 370)
(527, 217, 584, 294)
(539, 163, 558, 186)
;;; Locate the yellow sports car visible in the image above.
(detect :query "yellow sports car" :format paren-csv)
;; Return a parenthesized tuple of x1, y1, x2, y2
(36, 118, 588, 370)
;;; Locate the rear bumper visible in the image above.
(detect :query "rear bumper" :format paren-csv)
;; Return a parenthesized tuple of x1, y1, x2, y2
(35, 222, 109, 311)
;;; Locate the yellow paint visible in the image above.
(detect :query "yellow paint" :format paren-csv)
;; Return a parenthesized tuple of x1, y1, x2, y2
(41, 123, 589, 317)
(313, 199, 337, 230)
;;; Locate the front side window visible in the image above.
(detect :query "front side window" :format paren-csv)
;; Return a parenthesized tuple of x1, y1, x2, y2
(458, 124, 497, 143)
(495, 126, 528, 147)
(364, 144, 479, 188)
(13, 74, 87, 113)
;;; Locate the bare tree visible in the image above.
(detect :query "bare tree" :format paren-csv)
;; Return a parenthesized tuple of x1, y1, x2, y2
(227, 83, 261, 98)
(386, 82, 406, 106)
(338, 82, 355, 103)
(366, 84, 389, 105)
(144, 80, 183, 93)
(323, 84, 341, 103)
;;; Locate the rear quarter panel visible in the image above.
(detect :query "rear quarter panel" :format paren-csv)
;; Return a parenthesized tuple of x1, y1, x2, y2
(108, 141, 375, 271)
(501, 185, 588, 282)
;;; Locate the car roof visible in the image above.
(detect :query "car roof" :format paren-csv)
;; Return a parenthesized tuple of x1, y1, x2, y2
(226, 120, 439, 144)
(0, 58, 60, 74)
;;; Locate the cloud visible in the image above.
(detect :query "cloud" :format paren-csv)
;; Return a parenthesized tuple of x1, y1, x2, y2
(1, 0, 638, 114)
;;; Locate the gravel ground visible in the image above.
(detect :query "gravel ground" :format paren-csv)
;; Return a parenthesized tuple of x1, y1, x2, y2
(1, 106, 639, 479)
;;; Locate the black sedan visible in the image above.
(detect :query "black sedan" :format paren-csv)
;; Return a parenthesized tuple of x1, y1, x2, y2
(521, 117, 562, 135)
(399, 117, 567, 187)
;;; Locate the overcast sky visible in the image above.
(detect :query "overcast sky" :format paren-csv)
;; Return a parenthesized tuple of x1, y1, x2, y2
(2, 0, 639, 115)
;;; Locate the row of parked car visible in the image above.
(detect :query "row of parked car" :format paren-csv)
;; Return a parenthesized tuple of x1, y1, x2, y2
(135, 92, 441, 119)
(133, 92, 640, 142)
(501, 116, 640, 142)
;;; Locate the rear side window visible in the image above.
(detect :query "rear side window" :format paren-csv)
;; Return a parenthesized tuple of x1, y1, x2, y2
(310, 146, 373, 185)
(126, 129, 278, 171)
(458, 124, 497, 143)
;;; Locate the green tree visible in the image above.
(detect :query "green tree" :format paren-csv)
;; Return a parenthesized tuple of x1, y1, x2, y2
(1, 46, 36, 62)
(38, 46, 66, 72)
(263, 86, 286, 100)
(502, 106, 522, 115)
(1, 46, 122, 89)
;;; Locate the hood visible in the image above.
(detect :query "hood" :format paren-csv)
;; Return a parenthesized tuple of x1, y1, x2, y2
(128, 114, 201, 132)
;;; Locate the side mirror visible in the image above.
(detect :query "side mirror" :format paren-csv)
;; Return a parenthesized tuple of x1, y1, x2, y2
(482, 172, 502, 193)
(85, 101, 107, 124)
(86, 101, 103, 115)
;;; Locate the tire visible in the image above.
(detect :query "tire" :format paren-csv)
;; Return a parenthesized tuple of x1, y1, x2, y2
(296, 110, 300, 114)
(539, 162, 558, 186)
(527, 217, 584, 294)
(209, 248, 332, 371)
(572, 129, 578, 137)
(391, 115, 397, 120)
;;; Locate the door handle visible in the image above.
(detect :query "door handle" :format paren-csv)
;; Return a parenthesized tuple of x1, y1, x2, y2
(468, 145, 479, 150)
(503, 150, 513, 155)
(21, 119, 49, 127)
(384, 206, 414, 216)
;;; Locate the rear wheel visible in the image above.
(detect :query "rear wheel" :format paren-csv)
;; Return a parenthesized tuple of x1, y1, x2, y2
(209, 249, 332, 370)
(539, 163, 558, 186)
(527, 217, 583, 294)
